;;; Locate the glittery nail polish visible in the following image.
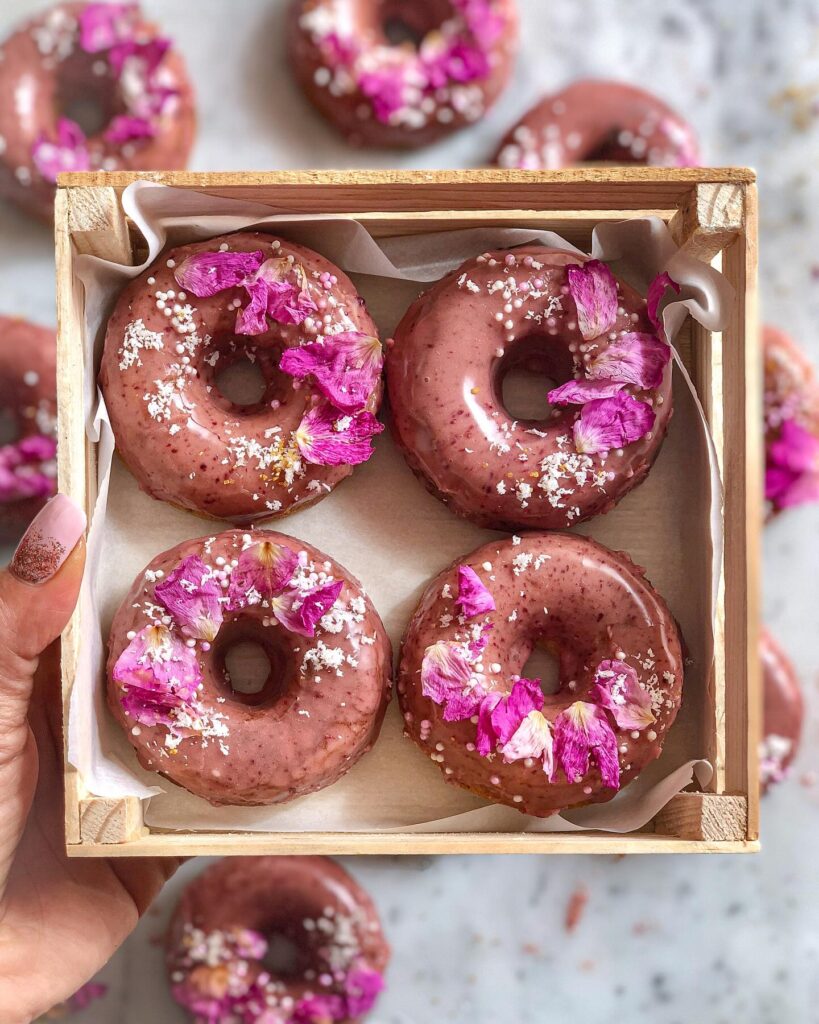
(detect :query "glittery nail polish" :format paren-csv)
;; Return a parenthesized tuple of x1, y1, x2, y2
(9, 494, 86, 585)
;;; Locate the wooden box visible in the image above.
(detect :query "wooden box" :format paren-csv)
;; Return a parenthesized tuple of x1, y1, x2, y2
(55, 168, 760, 856)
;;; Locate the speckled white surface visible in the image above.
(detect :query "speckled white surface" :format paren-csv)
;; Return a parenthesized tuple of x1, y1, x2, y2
(1, 0, 818, 1021)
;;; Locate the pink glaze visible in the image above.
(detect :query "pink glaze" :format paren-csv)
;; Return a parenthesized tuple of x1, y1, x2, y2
(0, 2, 195, 220)
(495, 79, 699, 169)
(168, 857, 389, 1024)
(0, 316, 57, 540)
(387, 247, 674, 530)
(106, 530, 392, 806)
(287, 0, 518, 148)
(763, 324, 819, 516)
(99, 232, 383, 524)
(760, 629, 803, 792)
(397, 532, 684, 817)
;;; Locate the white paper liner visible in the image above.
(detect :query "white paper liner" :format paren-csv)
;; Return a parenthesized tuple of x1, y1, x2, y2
(66, 181, 730, 835)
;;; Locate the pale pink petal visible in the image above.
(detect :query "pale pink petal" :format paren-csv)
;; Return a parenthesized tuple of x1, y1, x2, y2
(113, 624, 202, 729)
(227, 541, 299, 609)
(78, 2, 137, 52)
(104, 114, 155, 143)
(455, 565, 496, 619)
(279, 332, 383, 412)
(548, 378, 625, 405)
(646, 271, 681, 334)
(567, 260, 618, 341)
(295, 404, 383, 466)
(588, 332, 671, 390)
(553, 701, 620, 789)
(573, 392, 655, 455)
(593, 659, 655, 730)
(154, 555, 223, 643)
(490, 677, 544, 746)
(32, 118, 90, 183)
(475, 690, 503, 755)
(271, 580, 343, 637)
(422, 640, 472, 702)
(501, 709, 554, 774)
(174, 249, 265, 298)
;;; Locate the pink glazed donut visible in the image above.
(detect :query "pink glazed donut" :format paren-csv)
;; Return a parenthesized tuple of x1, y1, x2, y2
(763, 325, 819, 515)
(99, 231, 384, 524)
(106, 530, 392, 806)
(760, 629, 803, 792)
(387, 246, 676, 530)
(0, 316, 57, 540)
(397, 532, 684, 817)
(288, 0, 518, 148)
(0, 2, 195, 220)
(168, 857, 389, 1024)
(495, 79, 700, 169)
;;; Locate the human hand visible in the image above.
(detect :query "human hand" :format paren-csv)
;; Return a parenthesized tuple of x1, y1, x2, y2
(0, 495, 181, 1024)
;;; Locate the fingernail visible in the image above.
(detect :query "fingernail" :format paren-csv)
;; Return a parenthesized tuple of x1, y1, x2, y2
(10, 494, 86, 585)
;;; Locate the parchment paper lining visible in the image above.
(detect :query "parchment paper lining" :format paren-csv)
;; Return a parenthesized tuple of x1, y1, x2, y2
(66, 181, 730, 834)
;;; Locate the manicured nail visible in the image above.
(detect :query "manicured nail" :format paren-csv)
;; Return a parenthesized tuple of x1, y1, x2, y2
(10, 494, 86, 585)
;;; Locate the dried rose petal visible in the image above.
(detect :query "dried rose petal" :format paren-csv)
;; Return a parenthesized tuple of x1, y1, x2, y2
(292, 993, 346, 1024)
(279, 332, 383, 412)
(259, 260, 318, 326)
(593, 659, 655, 730)
(227, 540, 299, 609)
(32, 118, 90, 183)
(113, 624, 202, 729)
(573, 392, 655, 455)
(475, 690, 503, 755)
(548, 378, 625, 405)
(455, 565, 496, 619)
(421, 640, 483, 722)
(155, 555, 223, 642)
(270, 580, 344, 638)
(567, 260, 618, 341)
(358, 66, 407, 123)
(104, 114, 155, 144)
(78, 2, 137, 52)
(766, 418, 819, 510)
(490, 677, 544, 746)
(501, 709, 554, 775)
(174, 249, 265, 298)
(588, 332, 671, 390)
(295, 404, 383, 466)
(0, 434, 57, 503)
(646, 271, 681, 335)
(553, 701, 620, 789)
(344, 967, 385, 1016)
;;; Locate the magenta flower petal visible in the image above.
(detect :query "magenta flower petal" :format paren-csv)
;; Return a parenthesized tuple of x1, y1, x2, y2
(455, 565, 496, 619)
(573, 392, 655, 455)
(358, 66, 407, 123)
(271, 580, 344, 637)
(548, 378, 625, 405)
(295, 404, 383, 467)
(567, 260, 618, 341)
(0, 434, 57, 503)
(174, 249, 265, 298)
(553, 701, 620, 789)
(344, 967, 385, 1016)
(475, 690, 503, 755)
(68, 983, 108, 1011)
(766, 419, 819, 509)
(646, 271, 681, 334)
(235, 279, 272, 336)
(292, 994, 346, 1024)
(113, 624, 202, 729)
(279, 332, 383, 412)
(78, 2, 137, 52)
(154, 555, 223, 642)
(490, 677, 544, 746)
(104, 114, 155, 144)
(227, 540, 299, 609)
(593, 659, 655, 730)
(588, 332, 671, 390)
(32, 117, 90, 183)
(256, 259, 318, 326)
(501, 709, 554, 774)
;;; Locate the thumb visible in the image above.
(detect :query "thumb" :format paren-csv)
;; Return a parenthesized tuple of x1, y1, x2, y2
(0, 494, 86, 896)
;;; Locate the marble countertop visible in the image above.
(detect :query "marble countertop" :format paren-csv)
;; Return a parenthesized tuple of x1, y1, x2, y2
(2, 0, 818, 1021)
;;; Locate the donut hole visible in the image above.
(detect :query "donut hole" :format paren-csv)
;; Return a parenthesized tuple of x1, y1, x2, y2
(585, 129, 647, 165)
(262, 932, 305, 977)
(494, 334, 575, 423)
(215, 624, 299, 709)
(520, 642, 561, 697)
(207, 341, 295, 415)
(55, 52, 121, 137)
(0, 409, 18, 446)
(377, 0, 451, 47)
(214, 357, 268, 408)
